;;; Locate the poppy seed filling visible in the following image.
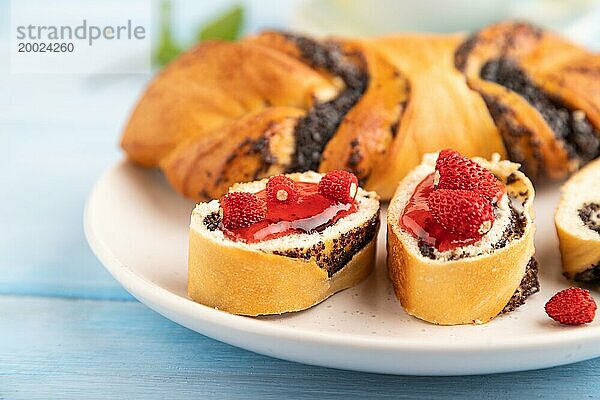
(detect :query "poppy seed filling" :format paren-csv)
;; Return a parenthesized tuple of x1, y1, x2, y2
(575, 262, 600, 284)
(203, 212, 221, 231)
(480, 58, 600, 164)
(281, 34, 369, 173)
(579, 202, 600, 235)
(501, 257, 540, 314)
(202, 211, 379, 277)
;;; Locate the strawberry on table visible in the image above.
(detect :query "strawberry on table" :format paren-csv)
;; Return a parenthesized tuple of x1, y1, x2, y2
(545, 287, 597, 326)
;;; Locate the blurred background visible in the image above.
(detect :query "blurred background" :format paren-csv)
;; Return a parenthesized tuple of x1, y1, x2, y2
(2, 3, 600, 397)
(1, 0, 600, 299)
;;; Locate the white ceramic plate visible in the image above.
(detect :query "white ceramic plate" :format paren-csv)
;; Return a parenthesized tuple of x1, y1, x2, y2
(85, 160, 600, 376)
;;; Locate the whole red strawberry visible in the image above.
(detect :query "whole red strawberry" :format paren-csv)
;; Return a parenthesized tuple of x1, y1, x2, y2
(220, 192, 267, 229)
(427, 189, 494, 238)
(266, 175, 298, 204)
(318, 170, 359, 204)
(435, 149, 505, 203)
(545, 287, 596, 325)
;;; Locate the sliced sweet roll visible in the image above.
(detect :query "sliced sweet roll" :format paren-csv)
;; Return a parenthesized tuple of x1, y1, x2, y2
(555, 158, 600, 283)
(188, 171, 380, 316)
(387, 150, 538, 325)
(455, 21, 600, 179)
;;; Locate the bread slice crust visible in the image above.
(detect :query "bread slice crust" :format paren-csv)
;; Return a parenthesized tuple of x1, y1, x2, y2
(188, 172, 380, 316)
(555, 157, 600, 280)
(387, 153, 536, 325)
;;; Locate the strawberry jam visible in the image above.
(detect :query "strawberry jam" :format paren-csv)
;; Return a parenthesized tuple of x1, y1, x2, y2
(400, 174, 486, 252)
(222, 182, 357, 243)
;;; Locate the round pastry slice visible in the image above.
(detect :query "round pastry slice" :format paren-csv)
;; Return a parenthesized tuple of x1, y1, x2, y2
(188, 171, 380, 316)
(555, 157, 600, 282)
(387, 151, 538, 325)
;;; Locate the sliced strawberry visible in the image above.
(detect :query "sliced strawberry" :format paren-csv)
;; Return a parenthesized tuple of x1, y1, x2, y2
(318, 170, 359, 204)
(427, 189, 494, 238)
(220, 192, 267, 229)
(545, 287, 597, 325)
(435, 149, 505, 203)
(266, 175, 298, 204)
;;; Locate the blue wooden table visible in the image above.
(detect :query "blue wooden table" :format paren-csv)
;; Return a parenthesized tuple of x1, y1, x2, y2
(3, 1, 600, 398)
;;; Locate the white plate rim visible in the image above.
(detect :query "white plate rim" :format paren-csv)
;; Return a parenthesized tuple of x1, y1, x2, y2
(84, 160, 600, 374)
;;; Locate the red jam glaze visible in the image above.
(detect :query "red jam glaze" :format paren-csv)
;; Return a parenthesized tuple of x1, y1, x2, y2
(400, 174, 486, 252)
(223, 182, 357, 243)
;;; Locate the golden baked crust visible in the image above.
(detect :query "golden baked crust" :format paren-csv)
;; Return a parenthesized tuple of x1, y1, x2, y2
(318, 39, 409, 189)
(367, 34, 505, 199)
(121, 22, 599, 202)
(161, 107, 303, 200)
(121, 40, 337, 168)
(188, 230, 376, 316)
(387, 154, 536, 325)
(456, 21, 600, 179)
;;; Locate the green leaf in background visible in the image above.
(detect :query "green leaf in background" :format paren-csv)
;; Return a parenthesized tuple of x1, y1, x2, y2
(154, 0, 184, 66)
(154, 2, 245, 67)
(197, 5, 244, 42)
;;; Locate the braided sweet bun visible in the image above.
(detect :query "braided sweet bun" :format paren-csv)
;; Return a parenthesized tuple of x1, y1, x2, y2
(456, 21, 600, 178)
(121, 21, 600, 202)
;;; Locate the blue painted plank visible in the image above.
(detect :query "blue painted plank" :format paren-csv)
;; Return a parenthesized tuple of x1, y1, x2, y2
(1, 295, 600, 399)
(0, 122, 132, 301)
